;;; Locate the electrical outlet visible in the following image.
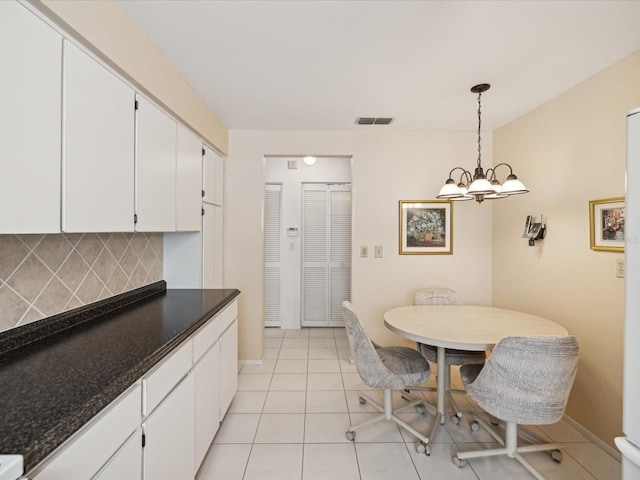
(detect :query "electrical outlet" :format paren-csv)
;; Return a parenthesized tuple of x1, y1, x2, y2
(289, 240, 295, 251)
(375, 245, 383, 258)
(360, 246, 368, 257)
(616, 258, 625, 278)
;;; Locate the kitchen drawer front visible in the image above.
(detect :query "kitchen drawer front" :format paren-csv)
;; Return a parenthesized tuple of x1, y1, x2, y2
(143, 341, 192, 416)
(33, 383, 141, 480)
(219, 300, 238, 333)
(193, 314, 221, 363)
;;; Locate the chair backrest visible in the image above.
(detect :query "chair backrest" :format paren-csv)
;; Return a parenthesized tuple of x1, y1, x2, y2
(413, 287, 461, 305)
(466, 336, 579, 425)
(341, 301, 406, 389)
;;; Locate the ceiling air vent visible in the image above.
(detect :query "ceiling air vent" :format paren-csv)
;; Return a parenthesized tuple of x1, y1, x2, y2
(356, 117, 394, 125)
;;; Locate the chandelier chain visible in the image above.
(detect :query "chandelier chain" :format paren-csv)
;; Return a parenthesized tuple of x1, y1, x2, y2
(477, 91, 482, 168)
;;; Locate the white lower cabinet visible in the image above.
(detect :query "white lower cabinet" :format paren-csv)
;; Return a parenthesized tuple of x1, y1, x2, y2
(219, 319, 238, 418)
(31, 299, 238, 480)
(93, 429, 142, 480)
(194, 342, 220, 468)
(143, 374, 195, 480)
(33, 383, 141, 480)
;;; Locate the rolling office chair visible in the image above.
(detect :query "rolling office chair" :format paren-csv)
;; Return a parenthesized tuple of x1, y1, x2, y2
(453, 336, 579, 480)
(342, 301, 436, 454)
(407, 287, 486, 423)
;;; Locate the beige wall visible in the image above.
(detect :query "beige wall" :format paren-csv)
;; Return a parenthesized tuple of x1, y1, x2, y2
(226, 130, 494, 361)
(493, 50, 640, 448)
(27, 0, 228, 154)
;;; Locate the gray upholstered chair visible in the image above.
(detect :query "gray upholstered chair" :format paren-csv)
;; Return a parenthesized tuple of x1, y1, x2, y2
(453, 336, 579, 480)
(409, 287, 485, 423)
(342, 301, 435, 454)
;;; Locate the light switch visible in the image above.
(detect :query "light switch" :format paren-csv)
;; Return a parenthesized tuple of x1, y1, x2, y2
(360, 246, 368, 257)
(375, 245, 383, 258)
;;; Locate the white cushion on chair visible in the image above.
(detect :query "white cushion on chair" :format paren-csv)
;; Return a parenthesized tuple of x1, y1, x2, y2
(342, 301, 431, 390)
(464, 336, 579, 425)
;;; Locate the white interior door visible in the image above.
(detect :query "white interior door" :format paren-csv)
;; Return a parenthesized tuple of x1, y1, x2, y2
(302, 184, 351, 327)
(264, 184, 282, 327)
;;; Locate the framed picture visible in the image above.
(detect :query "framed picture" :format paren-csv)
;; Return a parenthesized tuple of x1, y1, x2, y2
(589, 197, 625, 252)
(399, 200, 453, 255)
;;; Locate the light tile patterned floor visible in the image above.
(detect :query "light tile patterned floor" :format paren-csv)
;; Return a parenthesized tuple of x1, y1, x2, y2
(196, 327, 621, 480)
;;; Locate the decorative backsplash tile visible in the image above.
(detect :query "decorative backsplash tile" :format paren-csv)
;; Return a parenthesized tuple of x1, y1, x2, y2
(0, 232, 163, 332)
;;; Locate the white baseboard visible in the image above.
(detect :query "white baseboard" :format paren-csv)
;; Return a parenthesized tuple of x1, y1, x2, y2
(239, 359, 264, 366)
(563, 414, 621, 462)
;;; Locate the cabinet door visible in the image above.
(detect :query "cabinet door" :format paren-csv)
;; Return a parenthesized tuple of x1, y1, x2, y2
(219, 320, 238, 418)
(93, 429, 142, 480)
(63, 40, 135, 232)
(202, 204, 223, 288)
(144, 374, 195, 480)
(0, 2, 62, 234)
(33, 384, 141, 480)
(176, 125, 203, 232)
(135, 95, 176, 232)
(202, 145, 223, 206)
(194, 342, 220, 469)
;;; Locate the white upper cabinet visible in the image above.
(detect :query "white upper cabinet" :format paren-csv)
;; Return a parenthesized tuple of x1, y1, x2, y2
(0, 2, 62, 234)
(202, 144, 224, 206)
(63, 40, 135, 233)
(176, 125, 203, 231)
(135, 95, 176, 232)
(202, 203, 223, 288)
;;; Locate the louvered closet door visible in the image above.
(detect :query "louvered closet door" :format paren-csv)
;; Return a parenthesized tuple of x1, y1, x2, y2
(302, 184, 351, 327)
(264, 184, 282, 327)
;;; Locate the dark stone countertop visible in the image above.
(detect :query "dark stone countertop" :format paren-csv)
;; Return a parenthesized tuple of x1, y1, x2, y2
(0, 281, 240, 475)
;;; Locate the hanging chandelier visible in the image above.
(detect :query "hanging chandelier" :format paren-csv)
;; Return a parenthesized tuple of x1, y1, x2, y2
(437, 84, 528, 203)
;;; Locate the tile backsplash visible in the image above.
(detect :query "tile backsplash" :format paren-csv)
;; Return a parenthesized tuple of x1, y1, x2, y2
(0, 232, 163, 332)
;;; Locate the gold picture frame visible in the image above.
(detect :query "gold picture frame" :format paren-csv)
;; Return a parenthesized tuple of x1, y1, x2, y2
(399, 200, 453, 255)
(589, 197, 625, 252)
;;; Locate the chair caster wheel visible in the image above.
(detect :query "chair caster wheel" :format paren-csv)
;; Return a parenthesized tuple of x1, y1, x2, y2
(451, 414, 461, 425)
(470, 420, 480, 432)
(416, 404, 426, 415)
(345, 430, 355, 441)
(452, 455, 466, 468)
(415, 441, 430, 455)
(551, 450, 563, 463)
(358, 396, 366, 405)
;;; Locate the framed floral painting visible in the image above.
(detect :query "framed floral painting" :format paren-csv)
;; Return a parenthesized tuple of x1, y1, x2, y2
(589, 197, 625, 252)
(399, 200, 453, 255)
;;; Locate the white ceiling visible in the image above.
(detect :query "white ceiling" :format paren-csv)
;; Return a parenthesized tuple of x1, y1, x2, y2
(118, 0, 640, 132)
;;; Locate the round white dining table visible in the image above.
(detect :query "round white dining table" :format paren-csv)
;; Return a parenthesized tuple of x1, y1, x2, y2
(383, 305, 569, 442)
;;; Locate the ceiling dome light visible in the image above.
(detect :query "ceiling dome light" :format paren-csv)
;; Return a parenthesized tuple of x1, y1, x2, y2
(303, 156, 316, 165)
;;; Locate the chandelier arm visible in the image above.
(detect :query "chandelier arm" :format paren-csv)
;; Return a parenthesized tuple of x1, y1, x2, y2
(447, 166, 470, 180)
(492, 163, 515, 176)
(459, 170, 473, 184)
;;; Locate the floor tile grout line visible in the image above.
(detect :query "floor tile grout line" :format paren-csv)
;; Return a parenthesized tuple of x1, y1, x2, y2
(222, 329, 615, 480)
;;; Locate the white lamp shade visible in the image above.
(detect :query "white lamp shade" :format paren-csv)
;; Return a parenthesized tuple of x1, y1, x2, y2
(501, 178, 529, 195)
(467, 177, 495, 195)
(484, 192, 508, 199)
(484, 183, 507, 199)
(437, 182, 464, 198)
(451, 194, 473, 201)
